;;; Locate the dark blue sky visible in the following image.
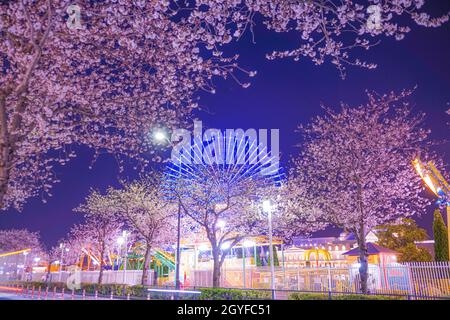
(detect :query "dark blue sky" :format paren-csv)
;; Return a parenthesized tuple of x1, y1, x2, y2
(1, 3, 449, 247)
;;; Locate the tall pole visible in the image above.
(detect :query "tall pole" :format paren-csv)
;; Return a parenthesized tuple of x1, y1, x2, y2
(175, 200, 182, 290)
(59, 244, 64, 282)
(23, 252, 28, 281)
(268, 208, 275, 299)
(123, 232, 128, 285)
(242, 245, 246, 288)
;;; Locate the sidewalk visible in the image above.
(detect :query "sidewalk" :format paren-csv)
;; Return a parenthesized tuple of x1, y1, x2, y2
(0, 285, 115, 300)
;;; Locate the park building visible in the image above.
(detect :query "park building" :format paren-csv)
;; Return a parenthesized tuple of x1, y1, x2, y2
(281, 230, 397, 268)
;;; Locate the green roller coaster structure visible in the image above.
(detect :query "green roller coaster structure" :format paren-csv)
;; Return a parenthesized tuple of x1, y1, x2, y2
(117, 246, 175, 278)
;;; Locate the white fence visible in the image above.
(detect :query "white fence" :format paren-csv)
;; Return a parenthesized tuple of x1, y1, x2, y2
(25, 270, 156, 286)
(2, 261, 450, 298)
(189, 262, 450, 298)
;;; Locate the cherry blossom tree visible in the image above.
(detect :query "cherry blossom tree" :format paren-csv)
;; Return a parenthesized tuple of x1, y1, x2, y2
(73, 190, 123, 284)
(0, 0, 249, 210)
(41, 243, 62, 282)
(290, 89, 431, 294)
(167, 161, 285, 287)
(0, 228, 44, 277)
(63, 232, 90, 267)
(107, 174, 177, 285)
(41, 238, 81, 282)
(0, 228, 43, 253)
(1, 0, 448, 211)
(276, 177, 327, 241)
(189, 0, 449, 77)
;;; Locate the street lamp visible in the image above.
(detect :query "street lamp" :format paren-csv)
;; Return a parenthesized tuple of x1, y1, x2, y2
(22, 251, 29, 280)
(58, 243, 69, 282)
(117, 236, 125, 245)
(154, 130, 167, 142)
(216, 219, 226, 230)
(152, 130, 183, 290)
(153, 129, 171, 145)
(174, 200, 182, 290)
(117, 231, 128, 285)
(262, 200, 276, 299)
(220, 242, 231, 250)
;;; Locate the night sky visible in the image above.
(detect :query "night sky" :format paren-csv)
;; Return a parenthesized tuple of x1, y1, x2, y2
(1, 2, 449, 248)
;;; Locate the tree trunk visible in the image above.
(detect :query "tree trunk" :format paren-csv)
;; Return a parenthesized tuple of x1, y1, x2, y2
(0, 93, 10, 209)
(45, 262, 52, 283)
(212, 246, 221, 288)
(98, 246, 105, 285)
(141, 244, 152, 285)
(357, 233, 369, 294)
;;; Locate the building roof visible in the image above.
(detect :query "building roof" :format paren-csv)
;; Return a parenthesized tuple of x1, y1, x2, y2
(342, 243, 397, 256)
(293, 230, 379, 248)
(292, 237, 337, 246)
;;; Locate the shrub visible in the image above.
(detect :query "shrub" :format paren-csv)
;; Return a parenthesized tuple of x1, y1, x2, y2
(199, 288, 271, 300)
(288, 292, 404, 300)
(13, 281, 66, 291)
(333, 294, 404, 300)
(288, 293, 329, 300)
(128, 285, 146, 297)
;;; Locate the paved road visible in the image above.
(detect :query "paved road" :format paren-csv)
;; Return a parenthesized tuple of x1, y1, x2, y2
(0, 286, 113, 300)
(0, 292, 30, 300)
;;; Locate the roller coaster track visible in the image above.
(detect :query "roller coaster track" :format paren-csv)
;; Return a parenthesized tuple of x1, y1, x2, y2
(153, 250, 175, 270)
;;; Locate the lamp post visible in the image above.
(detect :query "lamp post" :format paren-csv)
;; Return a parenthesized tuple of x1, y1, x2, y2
(262, 200, 276, 299)
(175, 199, 182, 290)
(153, 128, 183, 290)
(22, 251, 29, 281)
(117, 231, 128, 285)
(242, 244, 246, 289)
(58, 243, 69, 282)
(31, 257, 41, 273)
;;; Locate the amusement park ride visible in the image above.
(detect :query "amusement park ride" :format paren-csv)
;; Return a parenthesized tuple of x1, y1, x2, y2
(413, 158, 450, 258)
(1, 234, 284, 287)
(78, 244, 176, 278)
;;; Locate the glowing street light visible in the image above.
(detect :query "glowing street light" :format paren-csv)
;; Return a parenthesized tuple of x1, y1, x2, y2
(220, 242, 231, 250)
(154, 131, 166, 141)
(116, 236, 125, 245)
(153, 128, 188, 291)
(152, 128, 184, 291)
(22, 251, 29, 280)
(216, 219, 226, 230)
(117, 230, 129, 284)
(58, 243, 69, 282)
(262, 200, 272, 214)
(153, 129, 170, 144)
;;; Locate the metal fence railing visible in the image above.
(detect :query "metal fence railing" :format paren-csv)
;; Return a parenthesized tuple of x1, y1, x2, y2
(1, 282, 449, 300)
(189, 262, 450, 299)
(1, 261, 449, 299)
